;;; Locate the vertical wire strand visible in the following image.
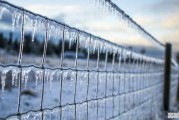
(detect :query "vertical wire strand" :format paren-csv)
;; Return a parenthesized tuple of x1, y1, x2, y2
(17, 11, 25, 65)
(40, 19, 48, 120)
(118, 49, 121, 116)
(104, 50, 108, 120)
(17, 11, 25, 119)
(96, 41, 100, 120)
(86, 35, 91, 120)
(74, 31, 79, 120)
(59, 26, 65, 120)
(112, 50, 115, 117)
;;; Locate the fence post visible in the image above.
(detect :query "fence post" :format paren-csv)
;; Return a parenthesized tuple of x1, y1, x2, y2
(163, 43, 172, 111)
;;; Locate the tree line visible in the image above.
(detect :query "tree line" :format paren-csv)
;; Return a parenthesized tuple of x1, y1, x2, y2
(0, 32, 117, 61)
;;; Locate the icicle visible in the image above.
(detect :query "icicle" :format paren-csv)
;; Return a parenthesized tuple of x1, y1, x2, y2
(21, 114, 30, 120)
(93, 40, 97, 54)
(118, 49, 122, 71)
(48, 24, 53, 41)
(99, 73, 103, 83)
(32, 19, 37, 42)
(99, 41, 103, 53)
(1, 70, 7, 99)
(35, 70, 41, 90)
(77, 105, 81, 120)
(102, 42, 106, 54)
(24, 70, 29, 89)
(69, 31, 73, 49)
(85, 37, 90, 49)
(79, 33, 83, 48)
(15, 12, 21, 28)
(57, 71, 62, 82)
(51, 108, 60, 119)
(7, 116, 19, 120)
(79, 72, 84, 90)
(45, 70, 50, 83)
(15, 70, 19, 86)
(21, 70, 26, 84)
(41, 19, 49, 65)
(12, 69, 16, 86)
(12, 11, 18, 32)
(84, 72, 88, 79)
(33, 112, 42, 120)
(0, 7, 5, 20)
(62, 71, 68, 86)
(71, 71, 76, 88)
(69, 105, 75, 118)
(18, 11, 25, 64)
(49, 71, 55, 92)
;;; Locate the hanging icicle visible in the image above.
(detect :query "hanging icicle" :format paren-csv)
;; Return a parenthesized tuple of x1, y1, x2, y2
(32, 19, 37, 42)
(0, 7, 5, 20)
(1, 70, 7, 99)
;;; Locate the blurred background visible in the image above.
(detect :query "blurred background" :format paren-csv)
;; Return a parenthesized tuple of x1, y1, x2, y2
(1, 0, 179, 60)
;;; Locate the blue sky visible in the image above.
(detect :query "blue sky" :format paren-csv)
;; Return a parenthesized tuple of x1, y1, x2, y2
(5, 0, 179, 51)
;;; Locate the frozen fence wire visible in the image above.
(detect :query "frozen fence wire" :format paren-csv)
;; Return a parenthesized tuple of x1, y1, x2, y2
(0, 1, 178, 120)
(94, 0, 165, 50)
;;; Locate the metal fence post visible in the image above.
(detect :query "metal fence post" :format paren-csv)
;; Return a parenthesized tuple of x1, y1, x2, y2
(163, 43, 172, 111)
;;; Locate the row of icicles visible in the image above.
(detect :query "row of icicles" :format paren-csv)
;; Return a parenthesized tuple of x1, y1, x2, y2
(0, 66, 163, 99)
(0, 5, 164, 61)
(94, 0, 165, 50)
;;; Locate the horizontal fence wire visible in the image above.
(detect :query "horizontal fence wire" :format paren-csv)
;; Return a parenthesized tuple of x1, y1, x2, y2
(0, 1, 178, 120)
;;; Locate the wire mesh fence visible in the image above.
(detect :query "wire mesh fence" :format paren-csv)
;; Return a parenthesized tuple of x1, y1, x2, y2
(0, 1, 178, 120)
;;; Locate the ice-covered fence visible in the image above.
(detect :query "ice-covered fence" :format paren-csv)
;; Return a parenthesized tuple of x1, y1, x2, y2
(0, 1, 178, 120)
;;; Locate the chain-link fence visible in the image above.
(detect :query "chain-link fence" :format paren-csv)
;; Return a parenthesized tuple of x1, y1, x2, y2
(0, 1, 178, 120)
